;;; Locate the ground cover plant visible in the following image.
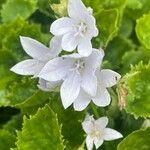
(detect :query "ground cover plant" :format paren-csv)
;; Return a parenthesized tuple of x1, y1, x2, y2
(0, 0, 150, 150)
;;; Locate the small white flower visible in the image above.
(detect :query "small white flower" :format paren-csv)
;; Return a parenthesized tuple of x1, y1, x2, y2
(50, 0, 98, 56)
(73, 69, 121, 111)
(82, 115, 123, 150)
(10, 36, 62, 91)
(38, 49, 104, 109)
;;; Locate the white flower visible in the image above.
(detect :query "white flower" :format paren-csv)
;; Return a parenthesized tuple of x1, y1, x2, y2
(10, 36, 62, 91)
(73, 69, 121, 111)
(82, 115, 123, 150)
(38, 49, 104, 109)
(50, 0, 98, 56)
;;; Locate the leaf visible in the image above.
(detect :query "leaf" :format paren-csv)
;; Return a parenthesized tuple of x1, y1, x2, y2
(105, 36, 134, 70)
(96, 9, 119, 46)
(14, 104, 65, 150)
(136, 13, 150, 50)
(51, 0, 68, 17)
(0, 129, 16, 150)
(49, 94, 85, 148)
(127, 0, 142, 9)
(117, 128, 150, 150)
(118, 62, 150, 118)
(16, 90, 50, 115)
(1, 0, 37, 23)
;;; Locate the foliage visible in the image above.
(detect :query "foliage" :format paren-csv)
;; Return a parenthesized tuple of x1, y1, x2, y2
(0, 0, 149, 149)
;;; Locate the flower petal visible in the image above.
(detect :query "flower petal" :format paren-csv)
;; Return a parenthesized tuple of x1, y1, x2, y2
(78, 38, 92, 56)
(38, 78, 61, 92)
(94, 138, 103, 149)
(68, 0, 88, 20)
(95, 117, 108, 130)
(60, 70, 81, 109)
(20, 36, 51, 61)
(73, 89, 91, 111)
(99, 69, 121, 88)
(86, 135, 94, 150)
(62, 32, 79, 51)
(85, 48, 104, 72)
(10, 59, 44, 76)
(103, 128, 123, 141)
(92, 86, 111, 107)
(49, 36, 62, 57)
(82, 115, 94, 134)
(81, 72, 97, 97)
(50, 17, 74, 36)
(39, 57, 73, 81)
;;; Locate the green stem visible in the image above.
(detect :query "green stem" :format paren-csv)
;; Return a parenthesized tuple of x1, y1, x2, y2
(91, 103, 99, 118)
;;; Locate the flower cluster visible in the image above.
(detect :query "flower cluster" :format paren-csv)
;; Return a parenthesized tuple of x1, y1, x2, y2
(10, 0, 123, 149)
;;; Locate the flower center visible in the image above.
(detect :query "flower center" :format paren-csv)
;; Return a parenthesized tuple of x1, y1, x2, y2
(90, 128, 101, 139)
(74, 22, 88, 37)
(74, 59, 85, 72)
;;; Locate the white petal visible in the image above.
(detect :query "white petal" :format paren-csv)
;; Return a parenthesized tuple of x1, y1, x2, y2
(10, 59, 44, 76)
(92, 86, 111, 107)
(38, 78, 61, 92)
(78, 38, 92, 57)
(68, 0, 88, 20)
(62, 32, 79, 51)
(95, 117, 108, 130)
(99, 69, 121, 88)
(60, 70, 81, 109)
(103, 128, 123, 141)
(49, 36, 62, 57)
(81, 72, 97, 97)
(62, 53, 83, 59)
(86, 135, 94, 150)
(39, 57, 73, 81)
(82, 115, 94, 134)
(73, 89, 91, 111)
(94, 138, 103, 149)
(20, 36, 51, 61)
(85, 49, 104, 72)
(50, 17, 74, 36)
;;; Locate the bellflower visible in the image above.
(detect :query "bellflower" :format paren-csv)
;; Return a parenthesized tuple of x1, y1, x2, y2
(50, 0, 98, 56)
(82, 115, 123, 150)
(38, 49, 104, 109)
(10, 36, 62, 90)
(73, 69, 121, 111)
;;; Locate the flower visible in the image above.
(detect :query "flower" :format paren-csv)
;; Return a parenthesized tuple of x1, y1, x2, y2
(73, 69, 121, 111)
(38, 49, 104, 109)
(82, 115, 123, 150)
(50, 0, 98, 56)
(10, 36, 62, 90)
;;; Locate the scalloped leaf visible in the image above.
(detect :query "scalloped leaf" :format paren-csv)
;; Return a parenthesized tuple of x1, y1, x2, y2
(14, 105, 65, 150)
(118, 62, 150, 118)
(1, 0, 37, 23)
(117, 128, 150, 150)
(136, 13, 150, 50)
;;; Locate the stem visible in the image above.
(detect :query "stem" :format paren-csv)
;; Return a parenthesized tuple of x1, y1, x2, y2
(91, 103, 99, 118)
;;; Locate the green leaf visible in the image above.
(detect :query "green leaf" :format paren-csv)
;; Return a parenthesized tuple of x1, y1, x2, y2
(0, 129, 16, 150)
(105, 36, 134, 70)
(14, 104, 65, 150)
(1, 0, 37, 23)
(16, 90, 50, 115)
(127, 0, 142, 9)
(49, 94, 85, 148)
(118, 62, 150, 118)
(96, 9, 119, 46)
(117, 128, 150, 150)
(136, 13, 150, 50)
